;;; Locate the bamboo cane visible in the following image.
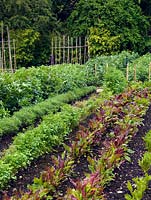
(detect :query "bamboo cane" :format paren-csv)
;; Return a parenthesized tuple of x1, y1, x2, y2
(7, 26, 13, 73)
(13, 39, 16, 71)
(1, 22, 4, 72)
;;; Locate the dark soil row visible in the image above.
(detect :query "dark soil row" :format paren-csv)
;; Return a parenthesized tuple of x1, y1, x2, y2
(104, 105, 151, 200)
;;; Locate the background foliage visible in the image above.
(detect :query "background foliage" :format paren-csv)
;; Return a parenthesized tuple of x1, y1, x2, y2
(0, 0, 151, 67)
(66, 0, 150, 55)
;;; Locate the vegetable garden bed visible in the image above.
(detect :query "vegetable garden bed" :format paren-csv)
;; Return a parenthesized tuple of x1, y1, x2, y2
(1, 86, 151, 200)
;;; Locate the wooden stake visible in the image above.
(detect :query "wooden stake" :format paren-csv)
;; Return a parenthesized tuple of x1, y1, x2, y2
(76, 37, 78, 63)
(79, 36, 82, 64)
(1, 22, 4, 72)
(7, 26, 13, 73)
(3, 49, 6, 71)
(126, 63, 129, 82)
(59, 36, 61, 64)
(63, 35, 65, 63)
(71, 37, 73, 64)
(67, 36, 70, 63)
(13, 39, 16, 71)
(106, 63, 109, 73)
(84, 37, 87, 64)
(55, 36, 58, 64)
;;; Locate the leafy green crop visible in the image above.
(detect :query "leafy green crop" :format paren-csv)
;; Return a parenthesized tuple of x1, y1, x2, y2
(128, 53, 151, 82)
(0, 64, 95, 114)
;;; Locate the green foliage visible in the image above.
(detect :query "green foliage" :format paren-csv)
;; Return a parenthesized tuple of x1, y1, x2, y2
(103, 67, 127, 94)
(1, 0, 56, 31)
(0, 0, 57, 67)
(0, 105, 80, 189)
(1, 0, 151, 66)
(0, 64, 96, 113)
(85, 51, 139, 85)
(128, 53, 151, 82)
(52, 0, 78, 22)
(0, 87, 113, 190)
(139, 152, 151, 173)
(144, 130, 151, 152)
(125, 124, 151, 200)
(88, 25, 120, 56)
(10, 29, 40, 68)
(86, 51, 139, 70)
(66, 0, 150, 54)
(0, 101, 10, 119)
(125, 175, 151, 200)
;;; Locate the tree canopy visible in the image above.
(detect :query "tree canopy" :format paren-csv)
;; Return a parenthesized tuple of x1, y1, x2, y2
(66, 0, 150, 54)
(0, 0, 151, 67)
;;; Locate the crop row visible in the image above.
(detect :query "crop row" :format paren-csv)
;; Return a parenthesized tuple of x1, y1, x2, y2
(0, 64, 96, 114)
(0, 88, 111, 190)
(0, 86, 96, 138)
(86, 51, 151, 83)
(1, 50, 144, 115)
(125, 131, 151, 200)
(4, 86, 151, 199)
(63, 87, 151, 199)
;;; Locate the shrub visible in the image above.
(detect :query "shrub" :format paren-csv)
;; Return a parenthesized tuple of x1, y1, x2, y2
(103, 67, 127, 94)
(128, 53, 151, 82)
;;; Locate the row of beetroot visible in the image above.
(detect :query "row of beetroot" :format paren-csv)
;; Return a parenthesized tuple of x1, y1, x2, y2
(125, 130, 151, 200)
(0, 86, 96, 138)
(4, 85, 151, 199)
(0, 87, 111, 190)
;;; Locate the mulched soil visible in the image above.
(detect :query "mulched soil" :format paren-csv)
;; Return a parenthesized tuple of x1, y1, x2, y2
(104, 105, 151, 200)
(0, 99, 151, 199)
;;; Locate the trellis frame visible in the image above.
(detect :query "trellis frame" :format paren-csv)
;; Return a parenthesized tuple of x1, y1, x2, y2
(50, 35, 89, 65)
(0, 23, 16, 72)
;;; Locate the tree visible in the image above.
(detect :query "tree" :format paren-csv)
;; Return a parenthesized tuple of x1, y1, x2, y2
(0, 0, 58, 67)
(10, 29, 40, 68)
(134, 0, 151, 16)
(52, 0, 78, 21)
(66, 0, 150, 54)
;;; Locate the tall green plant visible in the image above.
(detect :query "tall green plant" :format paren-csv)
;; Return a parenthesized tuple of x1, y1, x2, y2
(103, 67, 127, 94)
